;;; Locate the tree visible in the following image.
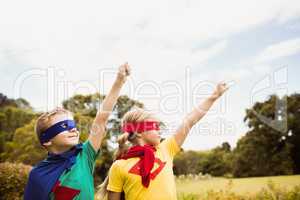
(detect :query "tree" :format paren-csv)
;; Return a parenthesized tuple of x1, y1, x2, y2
(0, 93, 32, 110)
(286, 94, 300, 174)
(232, 94, 299, 177)
(0, 162, 32, 200)
(174, 143, 232, 176)
(0, 106, 35, 139)
(1, 119, 46, 165)
(0, 95, 36, 157)
(174, 150, 202, 175)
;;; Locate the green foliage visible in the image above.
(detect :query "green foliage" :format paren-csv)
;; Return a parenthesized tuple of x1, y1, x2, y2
(174, 142, 232, 176)
(63, 93, 143, 136)
(174, 150, 203, 175)
(0, 162, 32, 200)
(0, 93, 32, 109)
(232, 131, 294, 177)
(73, 113, 94, 142)
(200, 145, 233, 176)
(178, 193, 199, 200)
(62, 93, 104, 117)
(0, 95, 36, 160)
(1, 119, 47, 165)
(232, 94, 300, 177)
(0, 106, 35, 139)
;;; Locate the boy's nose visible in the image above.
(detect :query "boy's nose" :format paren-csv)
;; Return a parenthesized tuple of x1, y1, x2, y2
(69, 128, 79, 135)
(69, 127, 77, 132)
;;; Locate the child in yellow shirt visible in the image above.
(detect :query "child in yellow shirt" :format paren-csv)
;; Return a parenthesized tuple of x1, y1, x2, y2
(99, 82, 229, 200)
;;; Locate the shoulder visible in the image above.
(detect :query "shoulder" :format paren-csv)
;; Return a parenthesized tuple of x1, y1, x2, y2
(158, 136, 180, 157)
(158, 136, 178, 148)
(110, 160, 125, 172)
(108, 160, 126, 179)
(111, 159, 129, 170)
(81, 141, 100, 158)
(110, 158, 139, 174)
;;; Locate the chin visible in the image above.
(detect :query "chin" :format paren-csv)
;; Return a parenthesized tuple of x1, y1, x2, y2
(64, 140, 79, 147)
(70, 140, 79, 145)
(68, 137, 80, 144)
(151, 140, 161, 146)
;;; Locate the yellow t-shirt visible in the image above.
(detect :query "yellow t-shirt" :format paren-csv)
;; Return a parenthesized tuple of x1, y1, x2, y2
(107, 136, 180, 200)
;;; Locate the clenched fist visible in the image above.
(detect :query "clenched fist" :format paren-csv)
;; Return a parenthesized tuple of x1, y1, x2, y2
(117, 62, 131, 83)
(213, 82, 229, 98)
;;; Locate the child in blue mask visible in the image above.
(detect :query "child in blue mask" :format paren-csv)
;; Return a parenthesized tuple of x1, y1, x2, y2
(24, 63, 131, 200)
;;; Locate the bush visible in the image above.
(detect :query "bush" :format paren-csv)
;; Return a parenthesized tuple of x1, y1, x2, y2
(174, 143, 232, 177)
(0, 162, 32, 200)
(178, 193, 199, 200)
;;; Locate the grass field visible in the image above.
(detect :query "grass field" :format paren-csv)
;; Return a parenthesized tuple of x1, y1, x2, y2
(176, 175, 300, 195)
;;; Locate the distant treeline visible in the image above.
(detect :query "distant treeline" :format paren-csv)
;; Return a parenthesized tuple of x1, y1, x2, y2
(174, 94, 300, 177)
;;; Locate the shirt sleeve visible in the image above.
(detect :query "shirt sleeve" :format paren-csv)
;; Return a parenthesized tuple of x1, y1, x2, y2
(107, 161, 124, 193)
(82, 141, 100, 172)
(159, 136, 181, 158)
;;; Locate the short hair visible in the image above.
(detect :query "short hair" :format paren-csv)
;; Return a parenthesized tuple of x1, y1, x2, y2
(35, 107, 73, 141)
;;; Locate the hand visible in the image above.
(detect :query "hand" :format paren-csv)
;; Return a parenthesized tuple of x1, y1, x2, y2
(212, 82, 229, 99)
(117, 62, 131, 83)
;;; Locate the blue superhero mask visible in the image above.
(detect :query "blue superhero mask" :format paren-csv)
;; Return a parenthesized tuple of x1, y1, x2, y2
(39, 120, 76, 144)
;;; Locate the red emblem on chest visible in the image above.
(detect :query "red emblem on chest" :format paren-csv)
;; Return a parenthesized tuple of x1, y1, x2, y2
(128, 157, 166, 180)
(52, 181, 80, 200)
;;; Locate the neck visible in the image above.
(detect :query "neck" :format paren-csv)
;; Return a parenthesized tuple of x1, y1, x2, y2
(48, 145, 74, 154)
(135, 140, 146, 146)
(134, 140, 159, 148)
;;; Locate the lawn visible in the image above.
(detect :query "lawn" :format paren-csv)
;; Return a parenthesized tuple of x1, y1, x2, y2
(176, 175, 300, 195)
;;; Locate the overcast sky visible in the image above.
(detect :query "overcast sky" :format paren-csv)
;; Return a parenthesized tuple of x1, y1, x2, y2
(1, 0, 300, 150)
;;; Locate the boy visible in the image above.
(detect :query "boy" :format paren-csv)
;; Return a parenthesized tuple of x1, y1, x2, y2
(24, 63, 131, 200)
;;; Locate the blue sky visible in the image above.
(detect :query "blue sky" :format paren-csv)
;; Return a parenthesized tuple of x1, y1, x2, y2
(0, 0, 299, 150)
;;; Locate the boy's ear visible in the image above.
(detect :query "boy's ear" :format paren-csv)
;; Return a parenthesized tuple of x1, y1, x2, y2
(42, 141, 52, 147)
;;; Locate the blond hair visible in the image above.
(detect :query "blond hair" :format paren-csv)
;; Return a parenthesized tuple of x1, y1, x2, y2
(35, 107, 73, 142)
(96, 108, 157, 200)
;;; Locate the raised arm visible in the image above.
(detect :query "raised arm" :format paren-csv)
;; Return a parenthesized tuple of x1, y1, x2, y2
(174, 82, 229, 147)
(88, 63, 131, 151)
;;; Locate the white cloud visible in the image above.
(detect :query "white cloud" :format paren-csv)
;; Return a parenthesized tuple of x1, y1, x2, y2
(1, 0, 300, 70)
(255, 38, 300, 63)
